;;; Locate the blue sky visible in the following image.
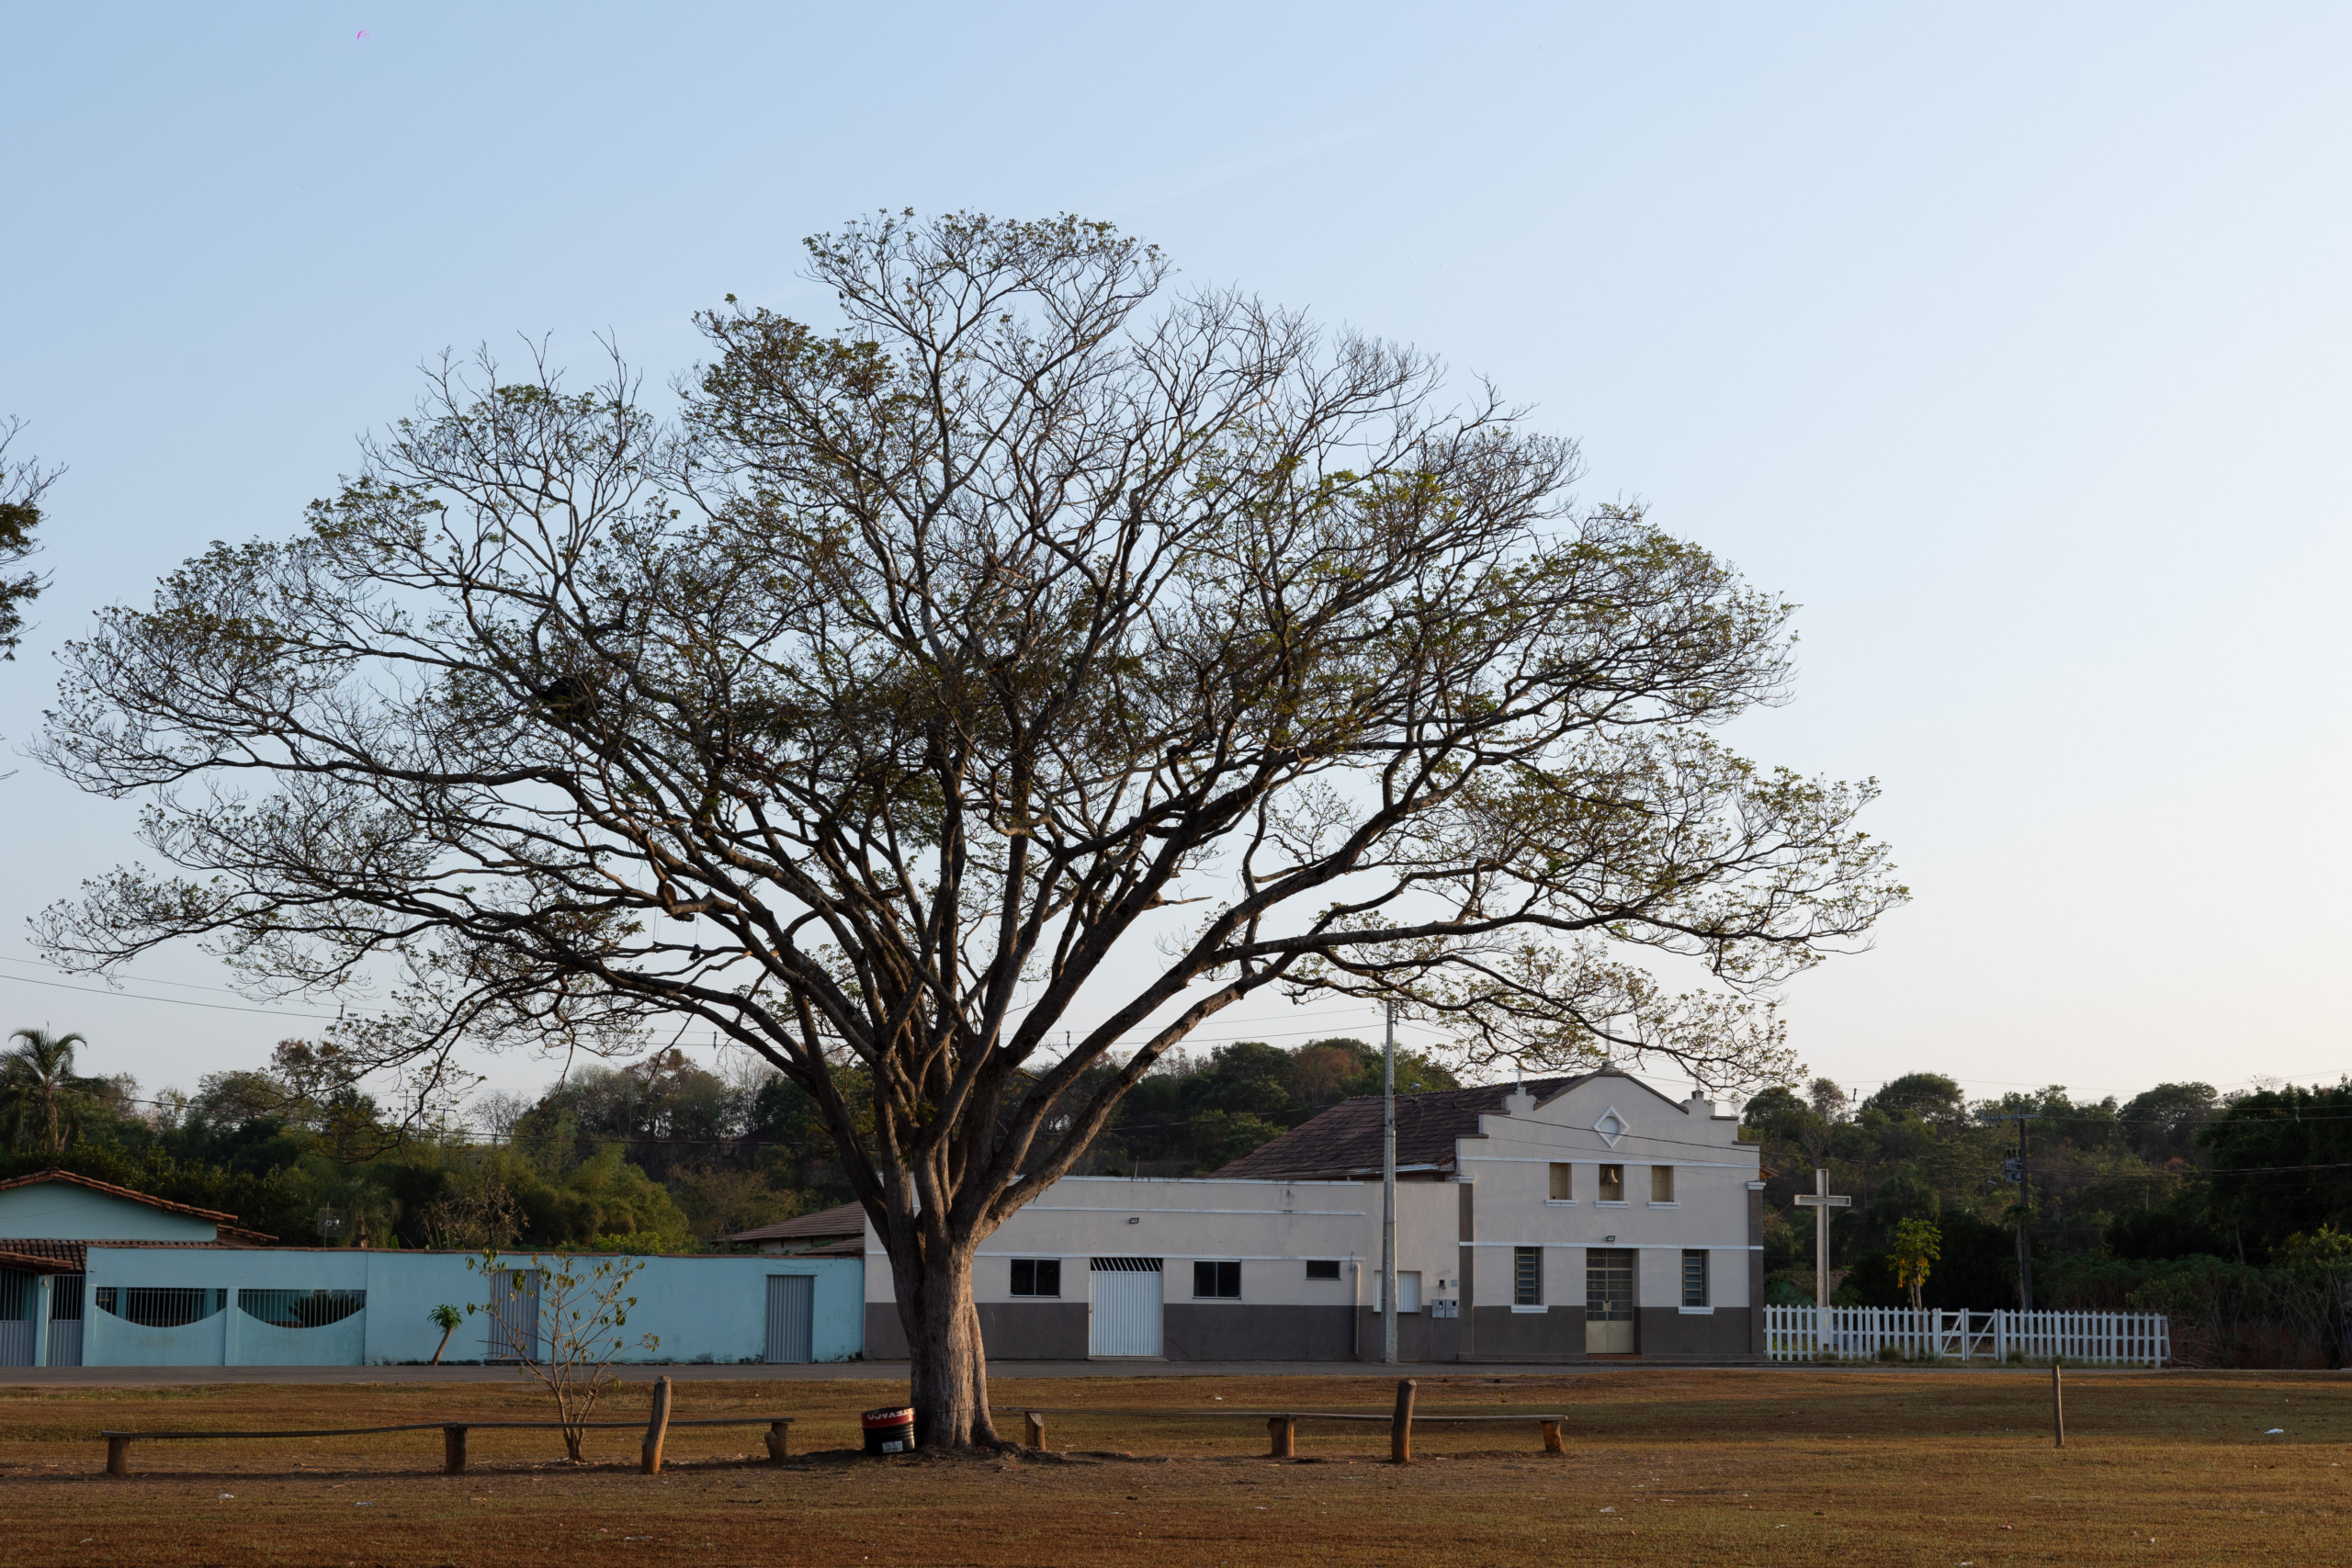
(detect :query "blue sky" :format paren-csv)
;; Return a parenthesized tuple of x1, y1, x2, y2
(3, 3, 2347, 1110)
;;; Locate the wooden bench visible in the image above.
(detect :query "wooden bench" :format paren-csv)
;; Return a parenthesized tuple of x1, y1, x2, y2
(99, 1415, 795, 1477)
(1019, 1381, 1562, 1462)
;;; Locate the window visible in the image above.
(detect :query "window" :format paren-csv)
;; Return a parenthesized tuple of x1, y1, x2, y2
(1598, 1164, 1625, 1202)
(1010, 1258, 1061, 1297)
(1548, 1162, 1574, 1201)
(1682, 1249, 1710, 1308)
(1651, 1165, 1675, 1202)
(1193, 1260, 1241, 1298)
(1513, 1247, 1543, 1306)
(1305, 1259, 1341, 1281)
(1372, 1270, 1422, 1312)
(94, 1287, 226, 1327)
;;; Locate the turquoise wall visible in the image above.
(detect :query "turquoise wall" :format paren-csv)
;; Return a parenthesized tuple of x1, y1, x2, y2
(0, 1186, 216, 1241)
(83, 1247, 862, 1367)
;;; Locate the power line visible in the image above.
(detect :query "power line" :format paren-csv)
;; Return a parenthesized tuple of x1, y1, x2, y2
(0, 970, 344, 1021)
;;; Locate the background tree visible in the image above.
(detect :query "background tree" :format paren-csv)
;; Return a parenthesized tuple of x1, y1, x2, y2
(0, 417, 60, 659)
(1889, 1216, 1940, 1314)
(0, 1028, 100, 1153)
(35, 211, 1904, 1446)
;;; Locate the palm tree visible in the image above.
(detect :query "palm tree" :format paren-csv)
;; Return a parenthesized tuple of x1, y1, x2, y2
(0, 1028, 95, 1154)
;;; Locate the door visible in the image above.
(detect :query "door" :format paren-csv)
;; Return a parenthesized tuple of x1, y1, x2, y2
(1585, 1248, 1636, 1354)
(764, 1274, 815, 1364)
(1089, 1258, 1163, 1357)
(47, 1274, 84, 1367)
(486, 1269, 541, 1361)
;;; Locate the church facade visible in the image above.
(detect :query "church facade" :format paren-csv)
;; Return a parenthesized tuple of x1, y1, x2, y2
(863, 1066, 1765, 1363)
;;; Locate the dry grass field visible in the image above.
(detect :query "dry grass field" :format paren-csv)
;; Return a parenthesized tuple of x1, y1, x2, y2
(0, 1368, 2346, 1566)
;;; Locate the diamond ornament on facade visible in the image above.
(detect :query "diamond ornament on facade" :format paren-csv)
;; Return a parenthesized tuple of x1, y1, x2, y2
(1593, 1107, 1628, 1147)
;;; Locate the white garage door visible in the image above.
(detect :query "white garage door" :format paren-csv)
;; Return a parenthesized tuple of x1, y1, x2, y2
(1089, 1258, 1163, 1358)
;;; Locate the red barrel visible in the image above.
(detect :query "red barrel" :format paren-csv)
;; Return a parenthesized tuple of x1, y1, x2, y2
(862, 1405, 916, 1454)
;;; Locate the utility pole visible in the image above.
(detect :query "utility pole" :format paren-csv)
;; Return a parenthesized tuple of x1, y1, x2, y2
(2017, 1114, 2034, 1312)
(1983, 1110, 2037, 1313)
(1382, 998, 1397, 1365)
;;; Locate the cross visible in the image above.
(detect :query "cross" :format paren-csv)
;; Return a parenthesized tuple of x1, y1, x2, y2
(1792, 1168, 1851, 1315)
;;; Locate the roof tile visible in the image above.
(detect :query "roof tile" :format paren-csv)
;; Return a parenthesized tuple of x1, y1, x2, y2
(1212, 1077, 1587, 1180)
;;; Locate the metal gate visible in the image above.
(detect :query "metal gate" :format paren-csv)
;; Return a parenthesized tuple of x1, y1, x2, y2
(47, 1274, 83, 1367)
(1089, 1258, 1163, 1358)
(764, 1274, 815, 1364)
(485, 1269, 541, 1361)
(1585, 1247, 1636, 1354)
(0, 1269, 30, 1367)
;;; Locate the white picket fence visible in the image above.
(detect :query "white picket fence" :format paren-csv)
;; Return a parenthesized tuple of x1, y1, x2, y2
(1764, 1305, 2169, 1367)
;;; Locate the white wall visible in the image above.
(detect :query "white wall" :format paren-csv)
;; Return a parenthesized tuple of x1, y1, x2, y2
(1456, 1076, 1759, 1308)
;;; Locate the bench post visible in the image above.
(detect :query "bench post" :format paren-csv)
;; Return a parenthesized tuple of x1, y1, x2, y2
(1023, 1411, 1045, 1450)
(1390, 1379, 1416, 1465)
(1267, 1416, 1295, 1459)
(105, 1436, 129, 1477)
(1540, 1418, 1563, 1455)
(641, 1375, 674, 1475)
(765, 1420, 790, 1463)
(443, 1426, 469, 1475)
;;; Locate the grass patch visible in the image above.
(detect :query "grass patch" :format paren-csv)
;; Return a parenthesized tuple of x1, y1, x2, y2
(0, 1369, 2345, 1564)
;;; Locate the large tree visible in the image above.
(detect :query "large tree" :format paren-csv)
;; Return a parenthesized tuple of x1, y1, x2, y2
(37, 212, 1902, 1445)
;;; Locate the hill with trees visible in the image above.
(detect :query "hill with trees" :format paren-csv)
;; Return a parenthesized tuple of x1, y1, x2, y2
(0, 1032, 1439, 1253)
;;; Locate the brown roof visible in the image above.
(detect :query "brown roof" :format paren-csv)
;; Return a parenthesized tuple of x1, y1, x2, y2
(1211, 1068, 1711, 1181)
(1213, 1077, 1580, 1180)
(724, 1200, 868, 1246)
(0, 1237, 265, 1271)
(0, 1168, 277, 1243)
(0, 1247, 80, 1275)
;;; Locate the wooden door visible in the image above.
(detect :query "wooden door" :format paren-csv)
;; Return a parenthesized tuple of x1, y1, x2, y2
(1585, 1248, 1636, 1354)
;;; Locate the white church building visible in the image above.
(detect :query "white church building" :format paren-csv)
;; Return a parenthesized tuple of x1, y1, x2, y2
(864, 1066, 1766, 1363)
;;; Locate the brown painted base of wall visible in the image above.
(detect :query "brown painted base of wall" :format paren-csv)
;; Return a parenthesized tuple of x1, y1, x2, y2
(1165, 1303, 1355, 1361)
(1349, 1307, 1462, 1362)
(860, 1299, 1761, 1362)
(1637, 1306, 1755, 1359)
(1453, 1305, 1762, 1363)
(864, 1301, 1091, 1361)
(981, 1301, 1091, 1359)
(1466, 1304, 1588, 1360)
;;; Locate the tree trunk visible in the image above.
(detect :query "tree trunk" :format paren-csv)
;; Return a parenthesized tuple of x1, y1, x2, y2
(897, 1241, 1000, 1450)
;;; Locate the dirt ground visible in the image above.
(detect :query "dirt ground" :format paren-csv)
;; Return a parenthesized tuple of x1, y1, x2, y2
(0, 1368, 2346, 1566)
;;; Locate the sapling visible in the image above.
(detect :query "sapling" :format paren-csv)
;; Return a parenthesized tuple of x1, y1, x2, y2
(467, 1250, 657, 1461)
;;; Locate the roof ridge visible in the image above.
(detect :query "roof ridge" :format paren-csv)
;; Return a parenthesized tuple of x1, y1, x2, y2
(0, 1168, 253, 1228)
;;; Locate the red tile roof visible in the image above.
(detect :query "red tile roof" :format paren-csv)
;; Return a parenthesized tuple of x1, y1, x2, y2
(0, 1247, 79, 1275)
(0, 1237, 262, 1271)
(1210, 1068, 1713, 1180)
(0, 1168, 277, 1243)
(1211, 1077, 1582, 1180)
(725, 1200, 867, 1246)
